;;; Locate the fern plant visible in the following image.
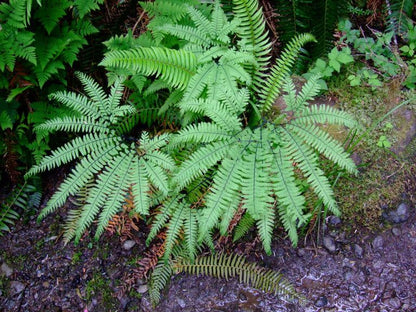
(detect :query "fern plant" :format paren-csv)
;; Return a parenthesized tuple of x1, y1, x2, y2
(273, 0, 350, 60)
(26, 72, 174, 242)
(148, 252, 302, 306)
(0, 182, 41, 235)
(32, 0, 357, 263)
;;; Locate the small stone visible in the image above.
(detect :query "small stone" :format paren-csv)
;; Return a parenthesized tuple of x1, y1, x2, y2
(238, 292, 248, 301)
(177, 298, 186, 308)
(396, 203, 410, 222)
(314, 295, 328, 307)
(328, 216, 341, 226)
(42, 281, 50, 288)
(137, 284, 148, 294)
(384, 203, 411, 224)
(1, 263, 13, 277)
(10, 281, 25, 295)
(387, 298, 402, 309)
(323, 236, 336, 252)
(392, 228, 401, 236)
(342, 258, 355, 269)
(122, 240, 136, 251)
(354, 244, 364, 258)
(372, 236, 384, 249)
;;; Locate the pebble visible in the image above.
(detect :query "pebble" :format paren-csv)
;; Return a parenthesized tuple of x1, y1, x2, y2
(10, 281, 25, 295)
(386, 297, 402, 309)
(372, 236, 384, 249)
(328, 216, 341, 226)
(122, 240, 136, 251)
(323, 236, 336, 252)
(137, 284, 148, 294)
(354, 244, 364, 258)
(177, 298, 186, 308)
(314, 295, 328, 307)
(392, 228, 401, 236)
(384, 202, 410, 223)
(1, 263, 13, 277)
(42, 281, 50, 288)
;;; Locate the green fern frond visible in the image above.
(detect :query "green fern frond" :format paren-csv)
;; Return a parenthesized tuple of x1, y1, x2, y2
(149, 261, 173, 306)
(146, 196, 182, 245)
(34, 0, 70, 34)
(73, 0, 103, 18)
(198, 157, 243, 241)
(164, 202, 187, 259)
(169, 122, 233, 148)
(281, 128, 339, 215)
(387, 0, 414, 37)
(63, 207, 83, 244)
(173, 140, 231, 190)
(26, 134, 118, 176)
(101, 47, 197, 90)
(36, 116, 110, 133)
(233, 212, 255, 242)
(93, 151, 136, 239)
(256, 206, 275, 254)
(173, 253, 301, 300)
(258, 33, 316, 113)
(0, 0, 27, 28)
(288, 123, 357, 173)
(232, 0, 271, 81)
(0, 183, 41, 235)
(295, 104, 357, 128)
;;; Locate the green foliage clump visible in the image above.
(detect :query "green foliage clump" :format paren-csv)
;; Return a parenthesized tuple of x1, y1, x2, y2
(29, 0, 357, 266)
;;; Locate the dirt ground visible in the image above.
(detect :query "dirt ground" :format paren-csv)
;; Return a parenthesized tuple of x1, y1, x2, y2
(0, 169, 415, 312)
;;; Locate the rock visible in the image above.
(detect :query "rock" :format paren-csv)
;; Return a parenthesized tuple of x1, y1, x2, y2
(372, 236, 384, 249)
(396, 203, 410, 222)
(384, 203, 411, 224)
(177, 298, 186, 308)
(354, 244, 364, 258)
(1, 263, 13, 277)
(392, 228, 401, 236)
(327, 216, 341, 226)
(10, 281, 25, 295)
(314, 295, 328, 307)
(137, 284, 148, 294)
(323, 236, 336, 252)
(42, 281, 50, 288)
(386, 297, 402, 309)
(122, 240, 136, 251)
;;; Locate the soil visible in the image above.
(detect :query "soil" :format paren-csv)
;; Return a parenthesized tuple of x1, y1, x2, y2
(0, 173, 415, 312)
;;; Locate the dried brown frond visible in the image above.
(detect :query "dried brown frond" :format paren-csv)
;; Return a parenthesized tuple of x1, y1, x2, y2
(106, 187, 140, 241)
(136, 232, 167, 279)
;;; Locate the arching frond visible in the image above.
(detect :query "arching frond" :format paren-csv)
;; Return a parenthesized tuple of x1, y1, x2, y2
(101, 47, 197, 90)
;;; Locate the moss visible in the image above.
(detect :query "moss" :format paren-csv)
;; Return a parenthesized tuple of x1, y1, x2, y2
(85, 272, 119, 310)
(71, 251, 82, 265)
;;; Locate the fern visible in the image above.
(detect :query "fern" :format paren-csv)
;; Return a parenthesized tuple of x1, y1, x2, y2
(274, 0, 350, 59)
(26, 73, 174, 242)
(173, 253, 301, 300)
(0, 183, 41, 235)
(386, 0, 414, 37)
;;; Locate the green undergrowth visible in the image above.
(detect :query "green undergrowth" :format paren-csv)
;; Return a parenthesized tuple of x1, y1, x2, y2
(327, 78, 416, 228)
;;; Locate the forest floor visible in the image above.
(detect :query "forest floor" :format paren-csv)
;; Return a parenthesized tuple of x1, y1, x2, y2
(1, 92, 416, 312)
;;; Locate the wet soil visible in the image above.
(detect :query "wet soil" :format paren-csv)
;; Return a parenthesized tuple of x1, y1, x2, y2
(0, 191, 415, 312)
